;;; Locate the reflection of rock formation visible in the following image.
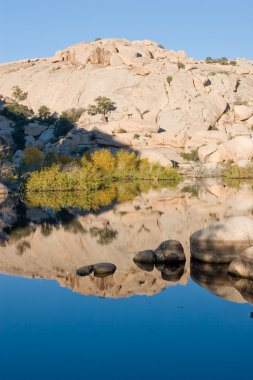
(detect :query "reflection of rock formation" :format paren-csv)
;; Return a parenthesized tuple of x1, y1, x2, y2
(1, 182, 253, 298)
(190, 260, 245, 303)
(229, 277, 253, 305)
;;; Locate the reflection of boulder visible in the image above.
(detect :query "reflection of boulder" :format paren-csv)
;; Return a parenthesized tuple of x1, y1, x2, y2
(190, 217, 253, 263)
(229, 277, 253, 305)
(156, 262, 185, 282)
(190, 260, 245, 303)
(133, 250, 155, 264)
(134, 261, 154, 272)
(93, 263, 116, 278)
(76, 265, 94, 277)
(228, 247, 253, 280)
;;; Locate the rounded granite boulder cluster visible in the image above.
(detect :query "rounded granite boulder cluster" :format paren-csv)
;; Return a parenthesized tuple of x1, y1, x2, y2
(133, 240, 186, 281)
(76, 262, 116, 278)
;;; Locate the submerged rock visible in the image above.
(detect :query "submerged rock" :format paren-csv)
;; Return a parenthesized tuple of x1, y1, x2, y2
(76, 265, 94, 277)
(93, 263, 116, 278)
(190, 217, 253, 263)
(154, 240, 185, 263)
(228, 246, 253, 280)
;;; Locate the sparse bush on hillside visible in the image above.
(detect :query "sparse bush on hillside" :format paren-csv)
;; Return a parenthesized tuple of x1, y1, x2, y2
(22, 147, 45, 171)
(158, 44, 165, 49)
(177, 62, 185, 70)
(167, 76, 173, 85)
(2, 102, 34, 121)
(11, 86, 28, 101)
(87, 96, 116, 122)
(38, 105, 51, 120)
(180, 150, 199, 162)
(205, 57, 237, 66)
(61, 108, 85, 123)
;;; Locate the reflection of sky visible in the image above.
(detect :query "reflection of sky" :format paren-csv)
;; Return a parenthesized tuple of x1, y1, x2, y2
(0, 275, 252, 380)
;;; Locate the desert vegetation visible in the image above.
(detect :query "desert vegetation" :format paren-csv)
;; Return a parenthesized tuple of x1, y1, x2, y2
(26, 149, 180, 192)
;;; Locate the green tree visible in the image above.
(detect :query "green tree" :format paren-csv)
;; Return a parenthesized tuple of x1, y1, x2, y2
(11, 86, 28, 101)
(38, 105, 51, 119)
(87, 96, 116, 122)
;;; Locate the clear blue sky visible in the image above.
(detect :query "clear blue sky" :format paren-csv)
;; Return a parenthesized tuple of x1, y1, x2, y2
(1, 0, 252, 63)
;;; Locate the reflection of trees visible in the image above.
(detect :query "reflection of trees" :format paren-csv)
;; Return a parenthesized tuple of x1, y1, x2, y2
(89, 226, 118, 245)
(16, 240, 31, 255)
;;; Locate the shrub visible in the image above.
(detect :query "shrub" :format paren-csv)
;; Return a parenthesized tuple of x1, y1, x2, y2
(91, 149, 116, 173)
(158, 44, 165, 49)
(180, 150, 199, 161)
(177, 62, 185, 70)
(22, 147, 45, 171)
(11, 86, 28, 101)
(117, 128, 127, 134)
(2, 102, 34, 121)
(167, 76, 173, 85)
(38, 105, 51, 119)
(61, 108, 85, 123)
(87, 96, 116, 122)
(133, 134, 140, 139)
(230, 60, 237, 66)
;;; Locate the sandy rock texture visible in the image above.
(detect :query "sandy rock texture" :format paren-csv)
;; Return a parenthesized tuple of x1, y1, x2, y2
(0, 39, 253, 166)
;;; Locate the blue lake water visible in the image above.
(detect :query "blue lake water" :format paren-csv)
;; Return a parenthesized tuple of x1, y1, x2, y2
(1, 183, 253, 380)
(0, 274, 252, 380)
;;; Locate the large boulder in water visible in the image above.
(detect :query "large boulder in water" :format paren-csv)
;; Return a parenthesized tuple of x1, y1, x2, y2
(228, 246, 253, 280)
(190, 217, 253, 263)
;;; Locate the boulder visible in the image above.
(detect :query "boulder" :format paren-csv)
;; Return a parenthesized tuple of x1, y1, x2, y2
(228, 247, 253, 280)
(24, 123, 47, 137)
(39, 128, 55, 144)
(133, 250, 155, 263)
(154, 240, 185, 263)
(191, 217, 253, 263)
(76, 265, 94, 277)
(93, 263, 117, 278)
(13, 150, 24, 167)
(140, 148, 180, 167)
(207, 136, 253, 163)
(234, 105, 253, 121)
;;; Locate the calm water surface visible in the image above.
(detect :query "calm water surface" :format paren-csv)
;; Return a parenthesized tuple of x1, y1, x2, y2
(0, 180, 253, 380)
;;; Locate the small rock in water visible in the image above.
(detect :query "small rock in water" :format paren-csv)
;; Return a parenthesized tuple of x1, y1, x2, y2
(76, 265, 94, 277)
(133, 250, 155, 263)
(93, 263, 116, 278)
(154, 240, 185, 263)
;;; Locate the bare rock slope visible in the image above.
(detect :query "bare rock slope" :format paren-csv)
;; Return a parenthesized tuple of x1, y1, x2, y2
(0, 38, 253, 165)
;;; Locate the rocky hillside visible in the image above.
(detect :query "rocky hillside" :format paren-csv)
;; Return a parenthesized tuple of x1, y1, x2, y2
(0, 38, 253, 168)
